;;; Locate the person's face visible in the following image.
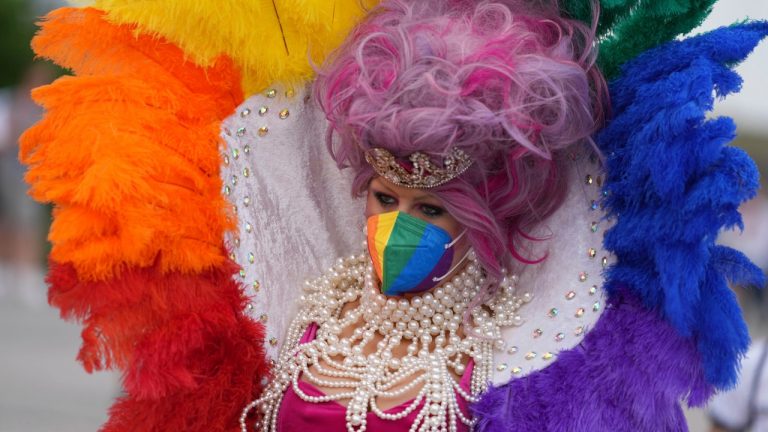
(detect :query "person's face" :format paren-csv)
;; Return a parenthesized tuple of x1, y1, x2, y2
(365, 177, 470, 276)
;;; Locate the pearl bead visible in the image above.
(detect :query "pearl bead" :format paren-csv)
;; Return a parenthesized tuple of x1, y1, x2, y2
(245, 249, 516, 432)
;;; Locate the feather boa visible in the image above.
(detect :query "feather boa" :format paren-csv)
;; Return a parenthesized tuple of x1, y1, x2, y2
(19, 2, 768, 431)
(473, 23, 768, 431)
(21, 8, 240, 280)
(474, 289, 709, 431)
(562, 0, 718, 79)
(91, 0, 378, 95)
(20, 8, 269, 430)
(599, 22, 768, 389)
(21, 2, 377, 429)
(48, 260, 267, 430)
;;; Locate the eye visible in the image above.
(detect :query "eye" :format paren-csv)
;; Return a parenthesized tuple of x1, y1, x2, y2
(420, 204, 445, 218)
(375, 192, 397, 206)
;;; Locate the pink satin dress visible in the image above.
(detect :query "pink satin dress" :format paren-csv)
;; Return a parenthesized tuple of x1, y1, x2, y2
(276, 323, 473, 431)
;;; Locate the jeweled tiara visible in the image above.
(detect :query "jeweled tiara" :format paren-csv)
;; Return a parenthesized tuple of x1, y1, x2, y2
(364, 147, 473, 188)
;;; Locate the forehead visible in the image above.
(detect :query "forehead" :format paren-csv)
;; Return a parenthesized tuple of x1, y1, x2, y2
(370, 177, 438, 201)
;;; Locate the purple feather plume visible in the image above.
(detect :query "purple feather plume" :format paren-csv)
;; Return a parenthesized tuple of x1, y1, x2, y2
(473, 289, 713, 431)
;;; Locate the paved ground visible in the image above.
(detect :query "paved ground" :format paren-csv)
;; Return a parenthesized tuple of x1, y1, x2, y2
(0, 265, 118, 432)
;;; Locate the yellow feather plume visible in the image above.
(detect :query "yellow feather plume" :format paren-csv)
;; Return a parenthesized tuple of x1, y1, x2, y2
(92, 0, 378, 96)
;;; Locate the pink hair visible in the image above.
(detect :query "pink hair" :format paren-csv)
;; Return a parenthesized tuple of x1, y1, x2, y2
(315, 0, 607, 297)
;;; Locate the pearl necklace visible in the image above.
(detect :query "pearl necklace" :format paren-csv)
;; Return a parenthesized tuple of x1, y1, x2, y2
(241, 251, 531, 432)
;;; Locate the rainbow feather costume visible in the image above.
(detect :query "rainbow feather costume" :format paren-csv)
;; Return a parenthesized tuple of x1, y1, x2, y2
(19, 1, 768, 430)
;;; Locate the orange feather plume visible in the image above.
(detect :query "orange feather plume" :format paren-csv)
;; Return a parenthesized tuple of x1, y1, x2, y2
(20, 8, 243, 281)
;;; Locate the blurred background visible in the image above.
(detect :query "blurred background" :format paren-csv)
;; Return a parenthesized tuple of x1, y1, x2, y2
(0, 1, 765, 431)
(0, 3, 120, 432)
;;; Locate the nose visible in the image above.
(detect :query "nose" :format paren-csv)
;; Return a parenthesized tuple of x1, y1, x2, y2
(395, 200, 420, 219)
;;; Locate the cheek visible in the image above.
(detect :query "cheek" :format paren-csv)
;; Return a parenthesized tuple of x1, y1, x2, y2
(438, 217, 469, 262)
(434, 217, 463, 240)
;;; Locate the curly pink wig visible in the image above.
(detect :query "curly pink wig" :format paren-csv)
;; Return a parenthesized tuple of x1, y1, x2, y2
(315, 0, 607, 288)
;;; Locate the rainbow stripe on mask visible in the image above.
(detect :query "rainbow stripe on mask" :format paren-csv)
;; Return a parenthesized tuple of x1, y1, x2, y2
(367, 211, 455, 296)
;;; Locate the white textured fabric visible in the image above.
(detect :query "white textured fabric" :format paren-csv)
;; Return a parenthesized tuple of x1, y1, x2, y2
(220, 86, 364, 361)
(490, 150, 612, 384)
(220, 87, 612, 384)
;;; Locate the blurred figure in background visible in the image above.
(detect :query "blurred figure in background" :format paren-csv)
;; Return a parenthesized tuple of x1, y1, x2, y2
(709, 339, 767, 432)
(710, 190, 768, 432)
(0, 0, 56, 305)
(0, 62, 52, 305)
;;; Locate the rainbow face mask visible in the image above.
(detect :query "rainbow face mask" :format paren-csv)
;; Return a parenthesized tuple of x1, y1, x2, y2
(367, 211, 465, 296)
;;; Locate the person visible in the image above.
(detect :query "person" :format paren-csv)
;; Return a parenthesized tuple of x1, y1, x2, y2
(707, 190, 768, 432)
(709, 338, 768, 432)
(18, 0, 768, 430)
(0, 63, 50, 305)
(237, 2, 608, 430)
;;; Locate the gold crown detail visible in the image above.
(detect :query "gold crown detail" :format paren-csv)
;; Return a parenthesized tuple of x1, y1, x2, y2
(364, 147, 473, 188)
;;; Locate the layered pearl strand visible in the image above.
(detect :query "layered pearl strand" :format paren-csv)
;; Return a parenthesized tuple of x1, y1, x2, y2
(241, 251, 531, 432)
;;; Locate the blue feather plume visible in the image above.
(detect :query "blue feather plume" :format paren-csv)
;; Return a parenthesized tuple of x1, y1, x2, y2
(597, 23, 768, 389)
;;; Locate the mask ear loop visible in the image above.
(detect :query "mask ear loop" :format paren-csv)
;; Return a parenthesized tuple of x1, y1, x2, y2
(444, 229, 467, 249)
(432, 230, 470, 282)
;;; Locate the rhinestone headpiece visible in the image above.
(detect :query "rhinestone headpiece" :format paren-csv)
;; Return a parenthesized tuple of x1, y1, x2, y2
(364, 147, 473, 188)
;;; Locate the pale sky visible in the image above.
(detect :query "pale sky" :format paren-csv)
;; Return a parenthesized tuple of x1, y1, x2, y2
(698, 1, 768, 135)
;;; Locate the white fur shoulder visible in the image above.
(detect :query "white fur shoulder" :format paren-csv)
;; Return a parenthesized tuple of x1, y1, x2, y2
(220, 91, 613, 382)
(490, 150, 614, 384)
(221, 86, 364, 361)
